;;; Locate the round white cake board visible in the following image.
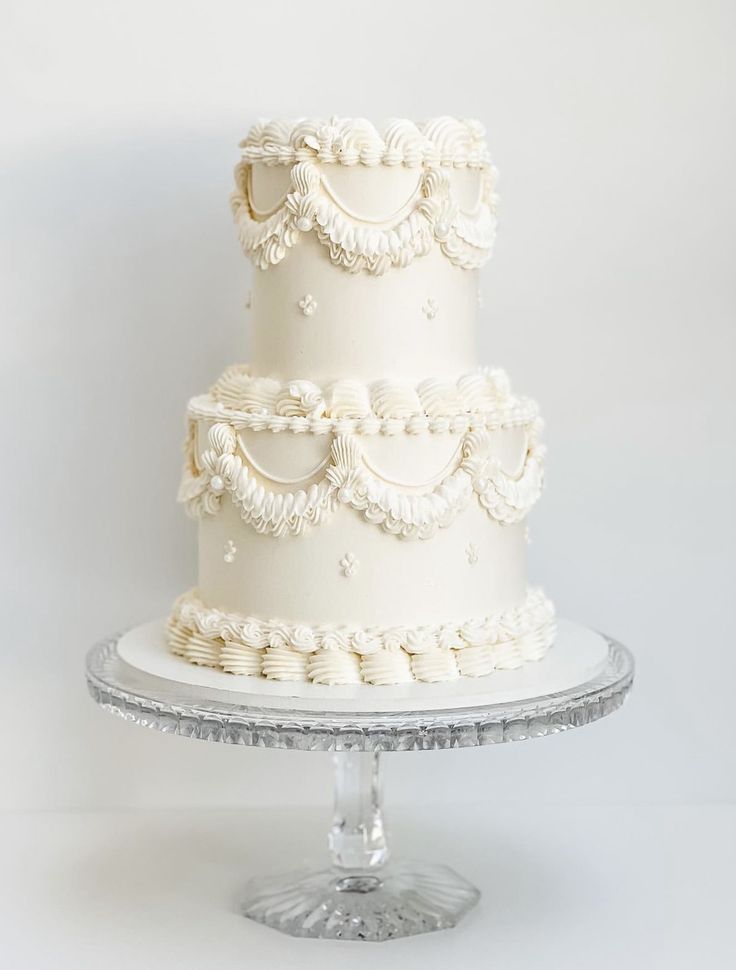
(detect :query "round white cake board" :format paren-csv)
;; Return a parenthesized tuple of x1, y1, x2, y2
(118, 618, 609, 715)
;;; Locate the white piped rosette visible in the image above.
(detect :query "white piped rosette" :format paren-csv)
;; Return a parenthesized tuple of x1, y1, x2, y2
(239, 116, 493, 169)
(197, 365, 536, 436)
(167, 588, 556, 687)
(178, 390, 545, 539)
(231, 117, 497, 274)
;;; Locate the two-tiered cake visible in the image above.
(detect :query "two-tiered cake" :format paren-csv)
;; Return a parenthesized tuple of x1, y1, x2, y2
(168, 116, 555, 687)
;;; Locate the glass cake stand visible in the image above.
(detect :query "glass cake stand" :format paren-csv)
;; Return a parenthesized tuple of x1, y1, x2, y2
(85, 625, 634, 943)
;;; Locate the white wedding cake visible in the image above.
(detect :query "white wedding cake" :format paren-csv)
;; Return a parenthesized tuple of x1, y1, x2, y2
(168, 116, 555, 686)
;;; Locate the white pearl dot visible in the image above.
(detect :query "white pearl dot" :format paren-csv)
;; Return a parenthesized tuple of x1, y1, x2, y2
(210, 475, 224, 493)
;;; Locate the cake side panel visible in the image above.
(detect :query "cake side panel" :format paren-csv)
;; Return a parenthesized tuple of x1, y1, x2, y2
(188, 421, 536, 627)
(198, 499, 527, 628)
(172, 400, 551, 685)
(242, 162, 485, 383)
(250, 236, 479, 384)
(166, 119, 555, 686)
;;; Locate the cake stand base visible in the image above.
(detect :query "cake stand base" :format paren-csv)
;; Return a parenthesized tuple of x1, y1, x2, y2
(240, 862, 479, 941)
(240, 744, 480, 940)
(85, 623, 633, 942)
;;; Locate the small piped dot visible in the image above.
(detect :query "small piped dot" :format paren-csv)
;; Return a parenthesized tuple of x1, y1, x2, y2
(298, 294, 318, 316)
(465, 543, 479, 566)
(422, 298, 438, 320)
(340, 552, 359, 578)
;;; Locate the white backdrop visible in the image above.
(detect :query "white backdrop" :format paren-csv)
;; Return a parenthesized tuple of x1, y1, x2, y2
(2, 0, 734, 815)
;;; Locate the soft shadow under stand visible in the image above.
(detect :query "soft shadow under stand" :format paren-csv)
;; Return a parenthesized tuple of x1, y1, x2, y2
(85, 619, 633, 942)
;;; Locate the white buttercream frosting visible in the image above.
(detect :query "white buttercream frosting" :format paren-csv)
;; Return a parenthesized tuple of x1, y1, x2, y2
(351, 629, 384, 656)
(178, 414, 544, 539)
(275, 381, 326, 418)
(220, 641, 263, 676)
(261, 646, 308, 681)
(167, 619, 190, 657)
(166, 588, 555, 685)
(307, 649, 362, 685)
(167, 113, 557, 689)
(455, 645, 496, 678)
(411, 649, 460, 683)
(206, 366, 528, 427)
(405, 627, 439, 654)
(183, 632, 220, 667)
(360, 650, 414, 686)
(240, 117, 493, 168)
(239, 621, 269, 649)
(289, 624, 318, 653)
(214, 373, 281, 413)
(232, 119, 497, 275)
(326, 380, 373, 419)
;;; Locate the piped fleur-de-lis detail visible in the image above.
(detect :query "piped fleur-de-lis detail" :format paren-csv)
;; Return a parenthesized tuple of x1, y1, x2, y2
(231, 156, 496, 273)
(422, 298, 438, 320)
(419, 168, 456, 241)
(178, 422, 240, 518)
(339, 552, 359, 578)
(326, 436, 364, 504)
(179, 423, 544, 538)
(298, 294, 318, 316)
(224, 539, 237, 563)
(466, 543, 479, 565)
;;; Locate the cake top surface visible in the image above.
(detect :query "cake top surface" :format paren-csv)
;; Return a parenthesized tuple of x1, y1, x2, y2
(239, 116, 492, 168)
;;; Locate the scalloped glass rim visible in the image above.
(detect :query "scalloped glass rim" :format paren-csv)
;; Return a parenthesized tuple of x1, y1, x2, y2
(85, 630, 633, 751)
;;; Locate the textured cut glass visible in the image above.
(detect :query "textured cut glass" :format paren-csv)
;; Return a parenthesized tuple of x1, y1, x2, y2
(86, 631, 633, 941)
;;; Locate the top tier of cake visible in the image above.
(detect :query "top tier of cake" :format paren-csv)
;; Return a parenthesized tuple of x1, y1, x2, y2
(232, 117, 497, 384)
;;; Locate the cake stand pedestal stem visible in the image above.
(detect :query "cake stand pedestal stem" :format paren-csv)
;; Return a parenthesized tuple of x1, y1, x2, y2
(239, 748, 480, 940)
(86, 625, 634, 941)
(329, 751, 389, 875)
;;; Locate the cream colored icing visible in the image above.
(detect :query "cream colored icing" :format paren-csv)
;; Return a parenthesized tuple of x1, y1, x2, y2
(167, 587, 555, 685)
(219, 641, 263, 676)
(360, 650, 414, 686)
(199, 366, 536, 434)
(188, 393, 538, 437)
(248, 235, 479, 384)
(410, 649, 460, 683)
(179, 418, 544, 539)
(166, 114, 556, 688)
(261, 646, 308, 682)
(236, 119, 499, 385)
(182, 631, 221, 667)
(455, 644, 496, 678)
(307, 649, 362, 686)
(239, 117, 492, 168)
(232, 159, 496, 274)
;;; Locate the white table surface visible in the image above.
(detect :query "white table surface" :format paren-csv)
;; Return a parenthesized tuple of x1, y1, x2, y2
(1, 802, 733, 969)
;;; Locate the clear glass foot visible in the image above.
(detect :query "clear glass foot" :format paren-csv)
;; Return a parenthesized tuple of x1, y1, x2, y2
(240, 751, 480, 941)
(240, 861, 480, 941)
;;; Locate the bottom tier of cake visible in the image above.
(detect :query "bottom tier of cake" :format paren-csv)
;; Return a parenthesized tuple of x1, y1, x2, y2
(167, 587, 556, 686)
